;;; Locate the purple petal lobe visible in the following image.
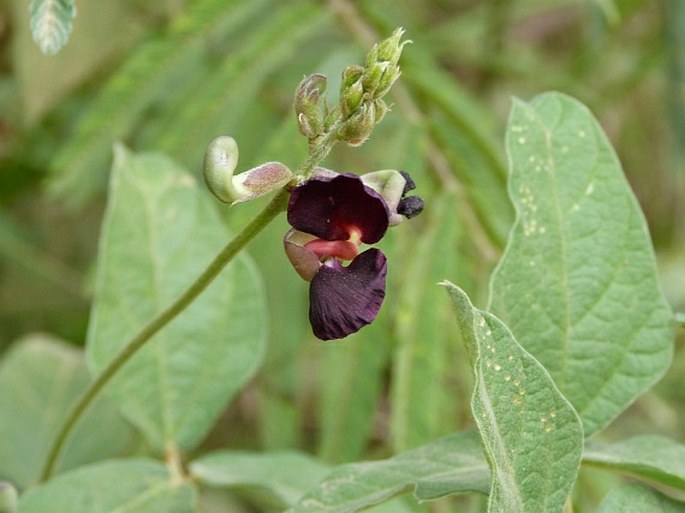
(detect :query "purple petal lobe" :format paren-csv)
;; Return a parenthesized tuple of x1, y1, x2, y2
(288, 174, 389, 244)
(309, 248, 387, 340)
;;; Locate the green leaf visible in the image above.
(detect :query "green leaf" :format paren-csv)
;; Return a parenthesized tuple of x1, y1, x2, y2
(595, 483, 685, 513)
(444, 283, 583, 513)
(402, 48, 512, 249)
(0, 334, 132, 488)
(191, 450, 331, 507)
(17, 459, 195, 513)
(489, 92, 673, 436)
(148, 1, 329, 170)
(47, 0, 269, 206)
(584, 435, 685, 491)
(86, 146, 267, 453)
(317, 320, 390, 463)
(287, 431, 489, 513)
(391, 192, 463, 451)
(29, 0, 76, 55)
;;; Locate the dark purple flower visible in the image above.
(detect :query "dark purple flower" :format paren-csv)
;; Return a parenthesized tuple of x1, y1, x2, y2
(309, 249, 387, 340)
(285, 170, 422, 341)
(287, 173, 389, 245)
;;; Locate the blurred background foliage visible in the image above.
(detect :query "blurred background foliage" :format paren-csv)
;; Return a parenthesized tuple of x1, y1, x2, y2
(0, 0, 683, 510)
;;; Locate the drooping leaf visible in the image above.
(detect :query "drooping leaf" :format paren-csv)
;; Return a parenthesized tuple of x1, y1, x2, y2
(287, 431, 489, 513)
(584, 435, 685, 491)
(0, 334, 132, 488)
(191, 450, 331, 507)
(489, 92, 673, 436)
(17, 459, 195, 513)
(86, 146, 267, 453)
(444, 282, 583, 513)
(595, 483, 685, 513)
(29, 0, 76, 55)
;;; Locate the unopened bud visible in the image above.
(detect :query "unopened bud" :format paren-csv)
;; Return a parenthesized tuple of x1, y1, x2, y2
(373, 99, 389, 125)
(294, 74, 327, 138)
(340, 78, 364, 118)
(203, 136, 292, 204)
(336, 102, 376, 147)
(362, 27, 409, 98)
(341, 65, 364, 88)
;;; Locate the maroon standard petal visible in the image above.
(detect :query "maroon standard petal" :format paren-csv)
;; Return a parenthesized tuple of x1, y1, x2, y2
(288, 174, 389, 244)
(309, 248, 387, 340)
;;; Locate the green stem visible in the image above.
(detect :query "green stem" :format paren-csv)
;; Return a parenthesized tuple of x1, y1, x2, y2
(39, 188, 289, 482)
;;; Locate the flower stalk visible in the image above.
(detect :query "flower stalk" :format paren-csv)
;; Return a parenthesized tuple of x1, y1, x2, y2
(39, 27, 408, 482)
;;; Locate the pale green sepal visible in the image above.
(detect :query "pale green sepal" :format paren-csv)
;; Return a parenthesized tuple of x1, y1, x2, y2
(360, 169, 406, 226)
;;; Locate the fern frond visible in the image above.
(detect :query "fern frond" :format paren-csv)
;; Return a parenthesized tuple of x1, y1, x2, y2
(29, 0, 76, 55)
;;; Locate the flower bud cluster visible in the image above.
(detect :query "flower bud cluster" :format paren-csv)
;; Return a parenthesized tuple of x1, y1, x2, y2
(336, 27, 409, 146)
(294, 27, 409, 147)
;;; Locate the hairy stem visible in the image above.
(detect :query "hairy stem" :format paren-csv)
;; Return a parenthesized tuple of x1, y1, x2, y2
(39, 188, 289, 481)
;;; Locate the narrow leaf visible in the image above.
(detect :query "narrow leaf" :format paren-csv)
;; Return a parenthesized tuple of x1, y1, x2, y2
(595, 483, 685, 513)
(17, 459, 195, 513)
(444, 282, 583, 513)
(191, 450, 331, 507)
(29, 0, 76, 55)
(48, 0, 268, 205)
(391, 192, 462, 451)
(87, 146, 266, 452)
(489, 92, 673, 435)
(584, 435, 685, 491)
(0, 335, 132, 488)
(317, 323, 390, 462)
(287, 431, 489, 513)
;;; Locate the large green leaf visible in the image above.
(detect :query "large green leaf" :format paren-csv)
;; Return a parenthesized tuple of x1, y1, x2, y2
(444, 283, 583, 513)
(489, 92, 673, 435)
(595, 483, 685, 513)
(584, 435, 685, 491)
(191, 450, 331, 507)
(287, 431, 489, 513)
(0, 334, 132, 488)
(87, 146, 266, 453)
(17, 459, 195, 513)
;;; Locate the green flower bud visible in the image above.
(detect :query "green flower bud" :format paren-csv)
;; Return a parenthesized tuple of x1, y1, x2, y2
(362, 27, 409, 99)
(0, 482, 17, 513)
(203, 136, 292, 204)
(373, 99, 389, 125)
(341, 65, 364, 88)
(336, 102, 376, 147)
(377, 27, 409, 64)
(340, 77, 364, 118)
(361, 61, 388, 96)
(294, 73, 327, 138)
